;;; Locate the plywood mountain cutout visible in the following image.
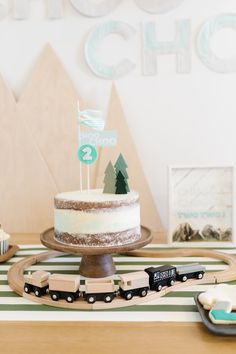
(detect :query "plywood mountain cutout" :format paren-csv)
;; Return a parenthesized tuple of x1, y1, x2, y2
(94, 85, 164, 232)
(18, 44, 83, 193)
(0, 44, 89, 232)
(0, 74, 57, 233)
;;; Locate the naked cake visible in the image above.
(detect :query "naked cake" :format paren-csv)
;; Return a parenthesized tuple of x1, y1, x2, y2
(54, 189, 141, 247)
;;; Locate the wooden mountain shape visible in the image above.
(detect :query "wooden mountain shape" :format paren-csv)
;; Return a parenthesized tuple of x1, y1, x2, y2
(0, 74, 57, 233)
(18, 44, 85, 192)
(95, 84, 164, 232)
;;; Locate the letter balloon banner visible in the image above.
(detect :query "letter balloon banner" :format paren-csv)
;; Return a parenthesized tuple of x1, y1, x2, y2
(48, 0, 63, 19)
(142, 20, 191, 75)
(70, 0, 121, 17)
(13, 0, 63, 19)
(197, 14, 236, 73)
(134, 0, 184, 14)
(85, 21, 136, 79)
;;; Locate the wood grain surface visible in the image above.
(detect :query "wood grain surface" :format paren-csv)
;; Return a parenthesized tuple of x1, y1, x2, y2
(0, 321, 235, 354)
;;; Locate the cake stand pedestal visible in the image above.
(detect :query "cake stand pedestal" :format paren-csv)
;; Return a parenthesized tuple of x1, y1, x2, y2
(40, 226, 152, 278)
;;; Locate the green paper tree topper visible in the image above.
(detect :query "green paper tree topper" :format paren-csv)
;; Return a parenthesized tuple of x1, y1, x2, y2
(102, 154, 130, 195)
(103, 161, 116, 194)
(115, 171, 128, 194)
(114, 153, 130, 193)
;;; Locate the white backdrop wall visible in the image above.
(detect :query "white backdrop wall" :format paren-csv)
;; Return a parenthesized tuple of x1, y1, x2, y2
(1, 0, 236, 230)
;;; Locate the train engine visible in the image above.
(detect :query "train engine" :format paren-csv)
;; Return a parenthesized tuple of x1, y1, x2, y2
(119, 271, 149, 300)
(145, 265, 176, 292)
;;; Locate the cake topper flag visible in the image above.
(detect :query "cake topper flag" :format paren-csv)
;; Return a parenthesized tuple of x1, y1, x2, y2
(78, 108, 105, 131)
(77, 101, 104, 191)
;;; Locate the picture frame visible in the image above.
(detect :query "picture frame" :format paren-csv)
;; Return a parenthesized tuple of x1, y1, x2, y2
(168, 165, 234, 247)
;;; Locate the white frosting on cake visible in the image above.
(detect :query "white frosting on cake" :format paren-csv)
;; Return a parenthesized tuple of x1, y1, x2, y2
(55, 204, 140, 235)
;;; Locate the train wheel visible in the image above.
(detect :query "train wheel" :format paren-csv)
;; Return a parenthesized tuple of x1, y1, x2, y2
(24, 285, 30, 293)
(51, 292, 59, 301)
(34, 289, 41, 297)
(87, 295, 96, 304)
(66, 295, 74, 303)
(104, 295, 113, 303)
(181, 275, 187, 282)
(156, 284, 162, 292)
(197, 272, 203, 279)
(125, 292, 133, 300)
(140, 289, 148, 297)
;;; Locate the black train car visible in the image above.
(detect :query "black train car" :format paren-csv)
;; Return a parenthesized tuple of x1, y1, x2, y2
(145, 265, 176, 292)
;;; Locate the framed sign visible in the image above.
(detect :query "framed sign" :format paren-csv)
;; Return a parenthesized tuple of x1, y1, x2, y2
(169, 166, 234, 246)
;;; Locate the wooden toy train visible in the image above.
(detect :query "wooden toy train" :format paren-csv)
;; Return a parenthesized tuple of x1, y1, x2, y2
(24, 263, 205, 304)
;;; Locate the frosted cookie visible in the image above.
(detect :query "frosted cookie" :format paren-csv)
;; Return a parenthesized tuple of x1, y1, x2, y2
(198, 284, 236, 310)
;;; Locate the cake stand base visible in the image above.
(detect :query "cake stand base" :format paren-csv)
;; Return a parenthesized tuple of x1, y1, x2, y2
(80, 254, 116, 277)
(40, 226, 152, 278)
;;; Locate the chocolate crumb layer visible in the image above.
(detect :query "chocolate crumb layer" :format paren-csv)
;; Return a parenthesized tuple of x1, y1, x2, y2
(55, 197, 139, 211)
(54, 227, 141, 247)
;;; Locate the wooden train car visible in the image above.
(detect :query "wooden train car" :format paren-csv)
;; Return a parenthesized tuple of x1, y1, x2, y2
(176, 263, 205, 282)
(83, 279, 116, 303)
(49, 274, 80, 303)
(119, 271, 149, 300)
(24, 270, 50, 297)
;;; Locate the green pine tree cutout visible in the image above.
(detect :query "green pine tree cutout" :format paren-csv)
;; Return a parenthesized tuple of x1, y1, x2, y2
(115, 171, 128, 194)
(103, 161, 116, 194)
(114, 153, 130, 192)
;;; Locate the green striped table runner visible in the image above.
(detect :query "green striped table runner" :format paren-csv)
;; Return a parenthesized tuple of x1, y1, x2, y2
(1, 244, 236, 322)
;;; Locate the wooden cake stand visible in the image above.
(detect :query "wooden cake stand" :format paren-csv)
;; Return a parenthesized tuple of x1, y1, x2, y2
(40, 226, 152, 278)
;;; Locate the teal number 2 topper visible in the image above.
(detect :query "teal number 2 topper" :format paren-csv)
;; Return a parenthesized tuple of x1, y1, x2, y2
(78, 144, 98, 165)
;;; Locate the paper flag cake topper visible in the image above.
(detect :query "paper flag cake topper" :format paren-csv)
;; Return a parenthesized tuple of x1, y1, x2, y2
(78, 144, 98, 165)
(77, 108, 105, 131)
(77, 101, 104, 191)
(103, 154, 130, 194)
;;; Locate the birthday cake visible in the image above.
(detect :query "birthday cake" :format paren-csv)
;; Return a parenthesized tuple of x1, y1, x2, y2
(54, 189, 141, 247)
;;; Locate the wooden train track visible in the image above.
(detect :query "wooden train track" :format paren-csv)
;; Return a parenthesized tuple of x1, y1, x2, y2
(7, 248, 236, 310)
